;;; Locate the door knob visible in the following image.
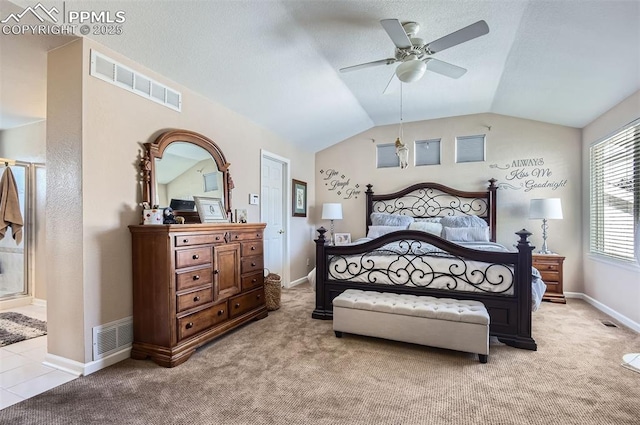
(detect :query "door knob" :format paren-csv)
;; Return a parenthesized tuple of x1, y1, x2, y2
(278, 229, 284, 234)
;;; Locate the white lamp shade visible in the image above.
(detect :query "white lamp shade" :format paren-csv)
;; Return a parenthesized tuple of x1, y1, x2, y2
(322, 203, 343, 220)
(529, 198, 563, 220)
(396, 57, 426, 83)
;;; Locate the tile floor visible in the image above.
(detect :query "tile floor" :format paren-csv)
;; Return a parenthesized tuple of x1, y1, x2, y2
(0, 304, 78, 410)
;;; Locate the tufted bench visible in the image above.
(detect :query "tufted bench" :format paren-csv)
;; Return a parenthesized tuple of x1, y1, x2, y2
(332, 289, 490, 363)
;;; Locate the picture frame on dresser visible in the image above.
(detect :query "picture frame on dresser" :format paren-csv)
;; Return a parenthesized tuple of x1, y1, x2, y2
(194, 196, 227, 223)
(334, 233, 351, 245)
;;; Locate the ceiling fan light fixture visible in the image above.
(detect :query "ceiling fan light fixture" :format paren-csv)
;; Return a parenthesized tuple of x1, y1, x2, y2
(396, 57, 426, 83)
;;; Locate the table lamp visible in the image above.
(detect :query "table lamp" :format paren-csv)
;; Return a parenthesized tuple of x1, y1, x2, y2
(529, 198, 563, 254)
(321, 203, 343, 245)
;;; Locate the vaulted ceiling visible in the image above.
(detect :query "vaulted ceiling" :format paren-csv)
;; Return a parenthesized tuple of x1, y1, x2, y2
(6, 0, 640, 152)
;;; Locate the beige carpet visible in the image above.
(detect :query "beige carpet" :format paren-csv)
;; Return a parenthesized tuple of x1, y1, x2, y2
(1, 283, 639, 424)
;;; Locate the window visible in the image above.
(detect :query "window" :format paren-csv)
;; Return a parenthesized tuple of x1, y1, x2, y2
(590, 119, 639, 262)
(376, 143, 400, 168)
(415, 139, 441, 166)
(456, 135, 485, 163)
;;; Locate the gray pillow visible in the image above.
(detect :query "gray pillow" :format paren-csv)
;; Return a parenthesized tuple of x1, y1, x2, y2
(370, 213, 414, 227)
(439, 215, 488, 228)
(443, 226, 490, 242)
(367, 225, 408, 239)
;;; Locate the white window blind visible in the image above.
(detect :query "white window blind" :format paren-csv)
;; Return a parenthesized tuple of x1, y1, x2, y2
(415, 139, 441, 166)
(589, 119, 639, 262)
(456, 135, 485, 163)
(377, 143, 400, 168)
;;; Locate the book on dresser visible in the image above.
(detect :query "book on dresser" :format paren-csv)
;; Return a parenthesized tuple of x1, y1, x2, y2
(129, 222, 267, 367)
(532, 253, 565, 304)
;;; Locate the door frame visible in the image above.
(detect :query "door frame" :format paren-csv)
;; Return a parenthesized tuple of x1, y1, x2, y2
(260, 149, 291, 288)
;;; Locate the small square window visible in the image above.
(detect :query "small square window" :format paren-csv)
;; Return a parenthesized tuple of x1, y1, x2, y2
(415, 139, 441, 166)
(376, 143, 400, 168)
(456, 135, 486, 163)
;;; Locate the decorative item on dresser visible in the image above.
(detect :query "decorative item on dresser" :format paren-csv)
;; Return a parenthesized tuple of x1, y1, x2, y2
(532, 253, 566, 304)
(132, 129, 267, 367)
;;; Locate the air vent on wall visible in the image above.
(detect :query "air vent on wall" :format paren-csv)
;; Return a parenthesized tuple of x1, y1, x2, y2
(90, 50, 182, 112)
(92, 317, 133, 361)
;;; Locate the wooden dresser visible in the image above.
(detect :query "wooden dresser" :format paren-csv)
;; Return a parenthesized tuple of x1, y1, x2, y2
(532, 253, 566, 304)
(129, 223, 267, 367)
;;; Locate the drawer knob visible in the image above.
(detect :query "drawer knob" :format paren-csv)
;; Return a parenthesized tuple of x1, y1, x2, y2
(183, 239, 189, 243)
(251, 262, 256, 267)
(193, 275, 200, 281)
(235, 235, 239, 239)
(214, 269, 219, 275)
(215, 236, 220, 240)
(218, 310, 224, 316)
(186, 322, 194, 329)
(235, 303, 240, 308)
(251, 246, 256, 251)
(193, 296, 200, 302)
(257, 294, 261, 300)
(192, 254, 199, 260)
(252, 278, 257, 283)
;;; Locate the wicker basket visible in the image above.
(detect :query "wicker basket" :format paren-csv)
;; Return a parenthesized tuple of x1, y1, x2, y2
(264, 271, 282, 311)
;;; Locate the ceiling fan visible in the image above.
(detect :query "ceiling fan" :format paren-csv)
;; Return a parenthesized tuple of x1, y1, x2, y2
(339, 19, 490, 88)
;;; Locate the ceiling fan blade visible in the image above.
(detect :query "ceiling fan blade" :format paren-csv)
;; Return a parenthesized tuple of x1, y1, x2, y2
(380, 19, 412, 49)
(425, 58, 467, 79)
(426, 20, 489, 53)
(339, 58, 396, 73)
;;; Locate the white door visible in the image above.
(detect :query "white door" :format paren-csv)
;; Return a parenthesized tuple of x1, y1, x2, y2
(261, 152, 288, 285)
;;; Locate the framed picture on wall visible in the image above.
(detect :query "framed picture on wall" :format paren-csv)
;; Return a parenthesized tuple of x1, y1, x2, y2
(194, 196, 227, 223)
(292, 179, 307, 217)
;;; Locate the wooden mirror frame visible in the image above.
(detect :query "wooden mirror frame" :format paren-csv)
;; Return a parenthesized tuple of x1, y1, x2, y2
(141, 129, 233, 221)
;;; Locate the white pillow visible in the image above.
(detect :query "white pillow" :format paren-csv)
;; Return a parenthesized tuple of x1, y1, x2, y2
(440, 215, 488, 228)
(443, 226, 490, 242)
(414, 217, 442, 223)
(408, 221, 443, 237)
(366, 225, 407, 239)
(370, 213, 414, 227)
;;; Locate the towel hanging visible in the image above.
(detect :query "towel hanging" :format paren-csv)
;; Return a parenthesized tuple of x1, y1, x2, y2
(0, 167, 23, 245)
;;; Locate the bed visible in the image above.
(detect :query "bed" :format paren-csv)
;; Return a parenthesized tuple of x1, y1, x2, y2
(312, 179, 542, 350)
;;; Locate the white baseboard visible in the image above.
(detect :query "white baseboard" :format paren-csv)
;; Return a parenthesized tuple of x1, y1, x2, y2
(288, 276, 308, 288)
(565, 291, 640, 333)
(43, 347, 132, 376)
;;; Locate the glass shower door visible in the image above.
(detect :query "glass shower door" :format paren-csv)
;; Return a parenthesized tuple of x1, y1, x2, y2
(0, 164, 27, 298)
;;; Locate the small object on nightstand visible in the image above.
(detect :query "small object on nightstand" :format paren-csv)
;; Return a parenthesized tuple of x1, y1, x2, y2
(533, 253, 565, 303)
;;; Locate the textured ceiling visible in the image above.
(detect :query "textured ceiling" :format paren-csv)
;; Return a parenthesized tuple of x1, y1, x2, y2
(6, 0, 640, 152)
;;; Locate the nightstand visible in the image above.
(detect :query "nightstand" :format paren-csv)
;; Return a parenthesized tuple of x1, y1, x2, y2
(532, 254, 565, 304)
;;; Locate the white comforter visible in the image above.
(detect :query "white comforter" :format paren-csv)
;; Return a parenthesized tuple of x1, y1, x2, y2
(309, 238, 547, 311)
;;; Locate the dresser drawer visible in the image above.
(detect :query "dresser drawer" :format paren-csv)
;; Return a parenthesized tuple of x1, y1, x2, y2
(177, 302, 228, 341)
(176, 266, 213, 292)
(176, 287, 213, 313)
(534, 261, 560, 272)
(241, 241, 263, 256)
(241, 256, 263, 275)
(229, 288, 265, 318)
(229, 230, 263, 242)
(175, 233, 226, 247)
(176, 247, 212, 269)
(539, 270, 560, 284)
(241, 272, 264, 292)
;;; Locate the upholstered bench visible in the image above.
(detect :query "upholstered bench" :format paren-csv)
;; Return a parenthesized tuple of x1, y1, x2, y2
(332, 289, 490, 363)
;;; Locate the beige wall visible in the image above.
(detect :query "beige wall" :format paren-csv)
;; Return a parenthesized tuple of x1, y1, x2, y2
(316, 113, 583, 292)
(581, 90, 640, 326)
(46, 38, 315, 364)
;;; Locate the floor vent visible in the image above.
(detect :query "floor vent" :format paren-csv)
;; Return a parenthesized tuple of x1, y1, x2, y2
(601, 320, 618, 328)
(90, 50, 182, 112)
(92, 317, 133, 361)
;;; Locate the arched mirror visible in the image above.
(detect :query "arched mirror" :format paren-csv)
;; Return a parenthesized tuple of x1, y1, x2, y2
(141, 129, 233, 223)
